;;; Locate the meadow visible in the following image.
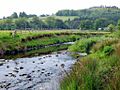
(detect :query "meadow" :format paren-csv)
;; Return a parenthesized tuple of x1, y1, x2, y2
(39, 16, 79, 21)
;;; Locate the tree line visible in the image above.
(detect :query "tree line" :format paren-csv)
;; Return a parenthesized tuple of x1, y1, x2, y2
(56, 6, 120, 21)
(0, 16, 120, 31)
(0, 16, 68, 30)
(0, 6, 120, 31)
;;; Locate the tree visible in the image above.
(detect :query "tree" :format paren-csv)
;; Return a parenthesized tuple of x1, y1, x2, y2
(55, 19, 68, 29)
(45, 17, 56, 29)
(107, 24, 115, 32)
(30, 16, 45, 29)
(79, 20, 93, 30)
(117, 20, 120, 30)
(27, 14, 37, 18)
(19, 12, 28, 18)
(94, 18, 109, 30)
(10, 12, 18, 18)
(0, 19, 16, 30)
(15, 18, 30, 29)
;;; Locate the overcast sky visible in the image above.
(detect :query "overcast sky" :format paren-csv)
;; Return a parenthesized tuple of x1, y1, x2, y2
(0, 0, 120, 18)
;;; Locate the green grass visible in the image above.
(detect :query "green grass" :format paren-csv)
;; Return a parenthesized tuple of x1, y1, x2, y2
(68, 37, 100, 53)
(39, 16, 79, 21)
(60, 32, 120, 90)
(0, 30, 109, 58)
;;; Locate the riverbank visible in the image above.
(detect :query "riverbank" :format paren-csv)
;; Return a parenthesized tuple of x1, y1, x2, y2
(1, 42, 72, 59)
(0, 30, 109, 58)
(60, 31, 120, 90)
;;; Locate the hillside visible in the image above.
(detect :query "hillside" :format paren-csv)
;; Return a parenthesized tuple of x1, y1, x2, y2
(56, 6, 120, 21)
(39, 16, 79, 21)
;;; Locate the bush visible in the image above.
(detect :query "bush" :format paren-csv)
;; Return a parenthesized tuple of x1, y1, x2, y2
(68, 37, 99, 53)
(92, 38, 118, 53)
(103, 46, 114, 56)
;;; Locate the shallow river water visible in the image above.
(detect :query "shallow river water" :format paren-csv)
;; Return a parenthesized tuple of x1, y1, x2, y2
(0, 51, 75, 90)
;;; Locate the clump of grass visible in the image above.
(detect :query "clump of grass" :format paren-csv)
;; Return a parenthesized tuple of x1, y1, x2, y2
(92, 38, 119, 53)
(68, 37, 99, 54)
(61, 53, 120, 90)
(61, 56, 101, 90)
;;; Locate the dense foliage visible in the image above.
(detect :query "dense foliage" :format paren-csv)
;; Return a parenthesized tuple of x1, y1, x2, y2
(0, 16, 68, 30)
(56, 6, 120, 30)
(1, 6, 120, 30)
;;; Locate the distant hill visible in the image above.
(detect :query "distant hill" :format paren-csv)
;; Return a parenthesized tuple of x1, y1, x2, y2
(56, 6, 120, 21)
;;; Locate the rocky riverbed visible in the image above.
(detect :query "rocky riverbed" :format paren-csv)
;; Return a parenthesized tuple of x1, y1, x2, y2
(0, 51, 75, 90)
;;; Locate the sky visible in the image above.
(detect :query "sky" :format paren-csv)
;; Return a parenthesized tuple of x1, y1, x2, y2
(0, 0, 120, 18)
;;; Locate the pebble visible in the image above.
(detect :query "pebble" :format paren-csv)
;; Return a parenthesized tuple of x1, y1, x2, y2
(56, 55, 59, 57)
(41, 72, 44, 74)
(26, 75, 31, 78)
(5, 74, 8, 77)
(42, 69, 45, 71)
(6, 65, 9, 68)
(21, 61, 24, 63)
(32, 71, 35, 73)
(48, 55, 51, 57)
(19, 74, 27, 76)
(10, 73, 16, 77)
(13, 70, 19, 73)
(37, 70, 40, 72)
(33, 61, 35, 63)
(20, 67, 24, 69)
(15, 62, 19, 65)
(61, 64, 65, 68)
(39, 58, 42, 60)
(41, 62, 44, 64)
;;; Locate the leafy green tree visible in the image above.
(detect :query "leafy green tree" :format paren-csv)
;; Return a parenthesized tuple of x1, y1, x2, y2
(94, 18, 109, 30)
(0, 19, 16, 30)
(30, 16, 45, 29)
(107, 24, 115, 32)
(79, 20, 93, 30)
(10, 12, 18, 18)
(27, 14, 37, 18)
(45, 17, 56, 29)
(15, 18, 30, 29)
(117, 20, 120, 30)
(55, 19, 68, 29)
(19, 12, 28, 18)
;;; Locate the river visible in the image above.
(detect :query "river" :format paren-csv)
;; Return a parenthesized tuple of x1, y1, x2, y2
(0, 51, 75, 90)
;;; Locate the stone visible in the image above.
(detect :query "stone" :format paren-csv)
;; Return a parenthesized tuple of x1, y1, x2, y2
(6, 65, 9, 68)
(20, 67, 24, 69)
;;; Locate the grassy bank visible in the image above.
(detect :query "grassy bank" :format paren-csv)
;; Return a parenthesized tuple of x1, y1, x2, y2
(0, 30, 109, 58)
(4, 44, 70, 59)
(60, 32, 120, 90)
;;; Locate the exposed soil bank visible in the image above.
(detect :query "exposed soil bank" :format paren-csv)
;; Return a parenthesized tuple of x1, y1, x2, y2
(0, 42, 74, 59)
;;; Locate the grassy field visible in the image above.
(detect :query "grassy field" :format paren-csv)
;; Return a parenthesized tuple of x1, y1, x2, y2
(39, 16, 79, 21)
(60, 31, 120, 90)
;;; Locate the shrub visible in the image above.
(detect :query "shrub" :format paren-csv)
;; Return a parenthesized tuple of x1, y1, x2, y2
(103, 46, 114, 56)
(92, 38, 118, 53)
(68, 37, 99, 53)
